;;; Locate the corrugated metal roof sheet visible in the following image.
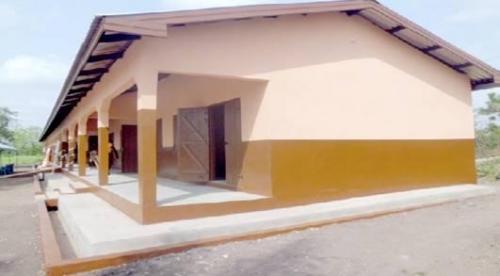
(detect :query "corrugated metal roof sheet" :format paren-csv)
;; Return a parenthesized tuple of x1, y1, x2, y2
(357, 5, 496, 85)
(395, 29, 434, 49)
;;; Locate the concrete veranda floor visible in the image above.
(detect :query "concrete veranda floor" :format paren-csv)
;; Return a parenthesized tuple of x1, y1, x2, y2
(67, 167, 265, 206)
(88, 184, 500, 276)
(57, 182, 493, 258)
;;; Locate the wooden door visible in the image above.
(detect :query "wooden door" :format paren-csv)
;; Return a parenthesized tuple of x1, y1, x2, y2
(177, 107, 210, 182)
(224, 99, 242, 186)
(121, 125, 138, 173)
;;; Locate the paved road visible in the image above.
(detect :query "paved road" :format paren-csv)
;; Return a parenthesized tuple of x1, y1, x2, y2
(0, 177, 43, 276)
(90, 184, 500, 276)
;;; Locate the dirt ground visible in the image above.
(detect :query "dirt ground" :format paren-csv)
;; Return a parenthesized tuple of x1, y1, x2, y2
(87, 184, 500, 276)
(0, 176, 43, 276)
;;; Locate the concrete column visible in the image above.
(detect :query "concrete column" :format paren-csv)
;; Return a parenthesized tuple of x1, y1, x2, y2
(98, 103, 110, 185)
(68, 125, 76, 171)
(61, 130, 69, 169)
(78, 118, 88, 177)
(137, 72, 158, 221)
(55, 138, 62, 167)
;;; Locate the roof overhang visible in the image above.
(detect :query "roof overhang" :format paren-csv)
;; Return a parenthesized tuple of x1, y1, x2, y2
(40, 0, 500, 141)
(473, 75, 500, 90)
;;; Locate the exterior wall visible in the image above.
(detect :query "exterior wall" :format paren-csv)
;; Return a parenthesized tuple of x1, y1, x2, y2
(157, 75, 267, 146)
(110, 92, 137, 122)
(109, 120, 123, 169)
(146, 12, 475, 197)
(270, 140, 476, 200)
(138, 12, 474, 141)
(109, 92, 138, 169)
(49, 11, 476, 199)
(155, 74, 267, 183)
(109, 94, 139, 141)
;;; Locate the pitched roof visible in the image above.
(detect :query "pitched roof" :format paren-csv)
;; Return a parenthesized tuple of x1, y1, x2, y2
(40, 0, 500, 141)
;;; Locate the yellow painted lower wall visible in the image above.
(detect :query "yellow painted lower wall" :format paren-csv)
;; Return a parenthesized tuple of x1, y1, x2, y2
(156, 141, 273, 196)
(155, 139, 475, 200)
(78, 135, 88, 177)
(157, 147, 177, 179)
(97, 127, 109, 185)
(238, 141, 273, 196)
(270, 139, 476, 200)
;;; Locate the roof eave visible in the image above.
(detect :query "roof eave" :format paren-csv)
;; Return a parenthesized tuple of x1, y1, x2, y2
(473, 82, 500, 91)
(472, 73, 500, 91)
(40, 0, 500, 141)
(39, 15, 168, 142)
(39, 16, 105, 142)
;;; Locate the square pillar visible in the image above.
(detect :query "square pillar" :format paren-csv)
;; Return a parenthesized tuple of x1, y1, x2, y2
(78, 135, 88, 176)
(60, 132, 68, 168)
(55, 139, 62, 167)
(78, 118, 88, 176)
(98, 104, 110, 185)
(68, 125, 76, 171)
(137, 72, 158, 222)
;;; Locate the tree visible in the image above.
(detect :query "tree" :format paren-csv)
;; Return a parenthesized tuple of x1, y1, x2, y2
(13, 127, 43, 156)
(475, 92, 500, 158)
(0, 107, 16, 143)
(479, 92, 500, 121)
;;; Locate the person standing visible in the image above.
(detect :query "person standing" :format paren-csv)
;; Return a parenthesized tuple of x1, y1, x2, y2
(89, 150, 98, 167)
(108, 142, 119, 171)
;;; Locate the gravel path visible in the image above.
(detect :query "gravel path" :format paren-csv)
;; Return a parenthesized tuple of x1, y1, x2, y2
(87, 184, 500, 276)
(0, 177, 43, 276)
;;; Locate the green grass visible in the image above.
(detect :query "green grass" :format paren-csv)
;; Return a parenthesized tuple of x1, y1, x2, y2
(477, 157, 500, 181)
(0, 154, 43, 166)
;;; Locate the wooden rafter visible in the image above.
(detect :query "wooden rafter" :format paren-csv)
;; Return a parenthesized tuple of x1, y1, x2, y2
(387, 25, 405, 34)
(73, 77, 101, 86)
(98, 33, 141, 43)
(79, 68, 109, 76)
(63, 98, 80, 104)
(67, 87, 91, 95)
(421, 45, 441, 52)
(453, 62, 473, 70)
(87, 51, 124, 63)
(345, 9, 362, 16)
(471, 78, 494, 88)
(64, 96, 81, 102)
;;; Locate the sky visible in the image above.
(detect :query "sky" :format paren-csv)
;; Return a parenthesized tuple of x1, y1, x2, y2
(0, 0, 498, 128)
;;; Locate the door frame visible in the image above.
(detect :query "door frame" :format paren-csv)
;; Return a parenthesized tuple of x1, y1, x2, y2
(175, 98, 242, 187)
(208, 102, 226, 181)
(207, 98, 242, 186)
(121, 124, 138, 173)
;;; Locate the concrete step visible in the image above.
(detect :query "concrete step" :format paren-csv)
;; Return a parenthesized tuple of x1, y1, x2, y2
(43, 173, 79, 195)
(45, 191, 60, 209)
(69, 180, 95, 193)
(57, 184, 496, 258)
(57, 185, 76, 194)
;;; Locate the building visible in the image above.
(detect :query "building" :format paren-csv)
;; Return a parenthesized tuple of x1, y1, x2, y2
(40, 0, 500, 224)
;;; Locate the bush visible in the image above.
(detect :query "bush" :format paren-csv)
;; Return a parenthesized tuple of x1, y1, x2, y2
(475, 124, 500, 158)
(477, 159, 500, 180)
